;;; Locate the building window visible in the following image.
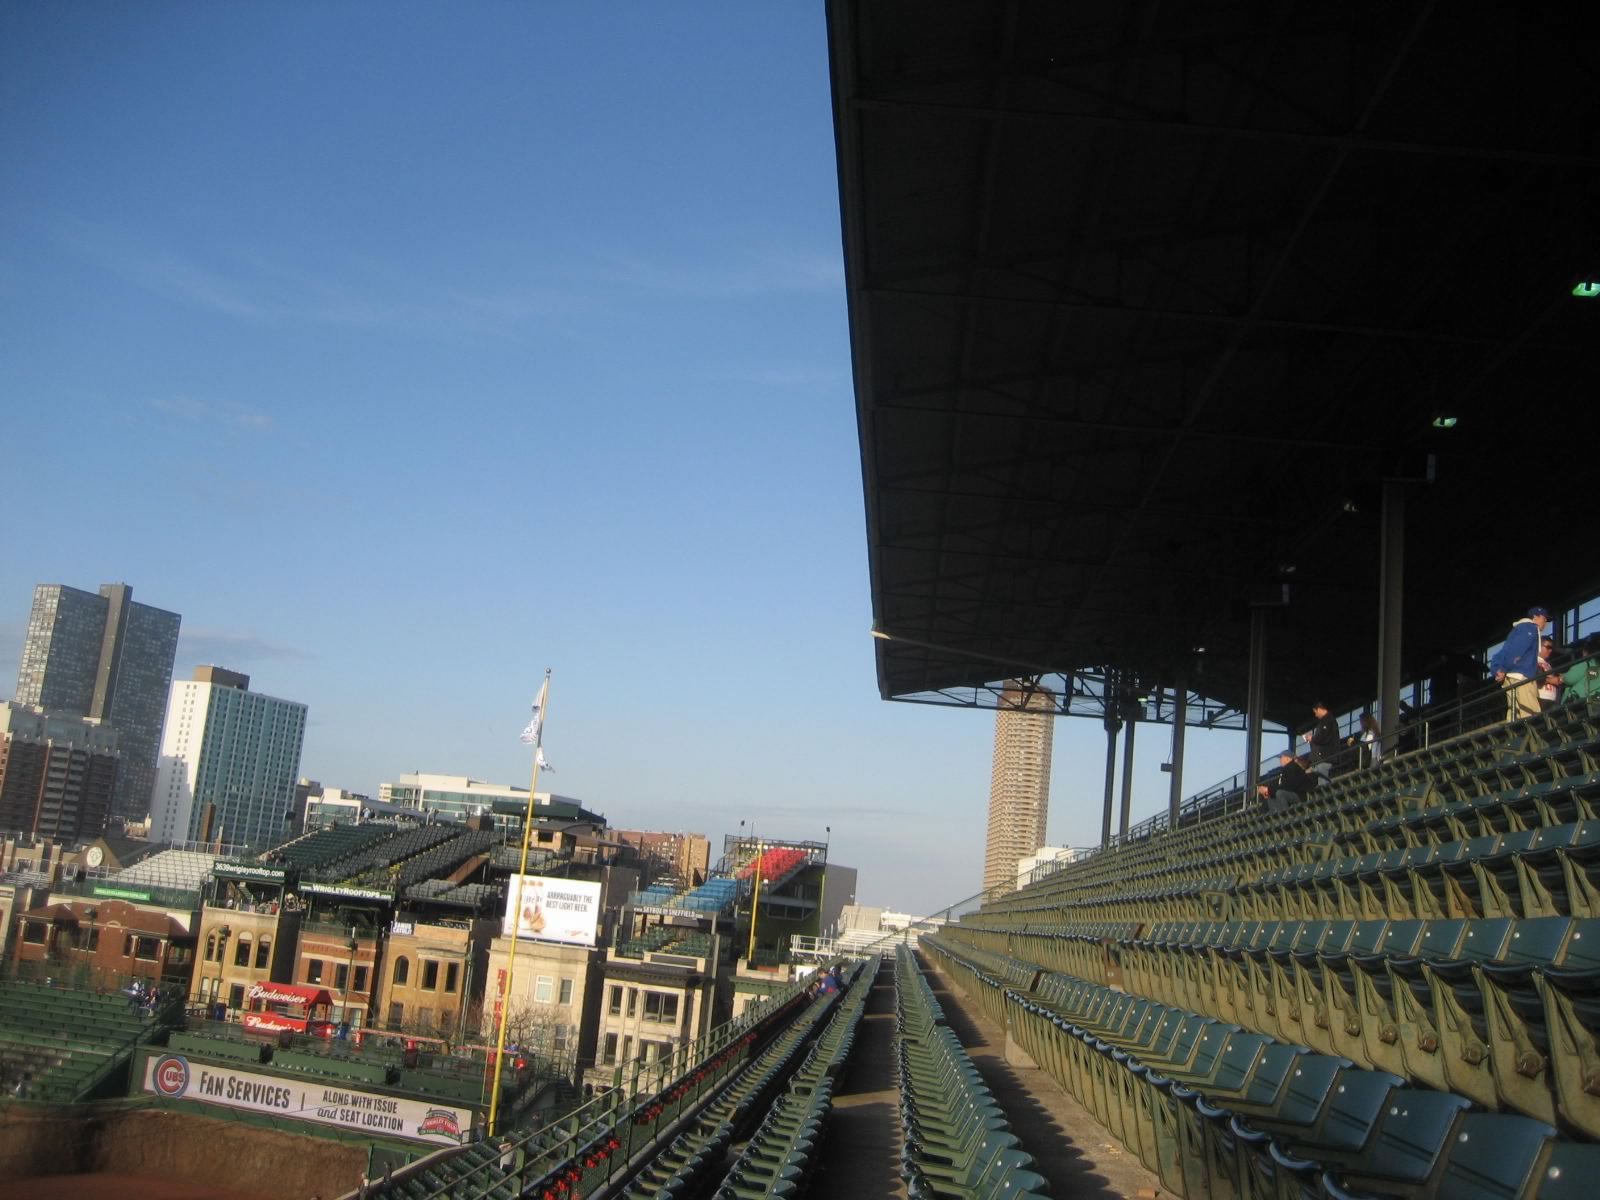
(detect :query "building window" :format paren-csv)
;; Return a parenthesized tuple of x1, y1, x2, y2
(229, 984, 245, 1010)
(124, 934, 135, 957)
(22, 922, 46, 945)
(135, 937, 160, 960)
(422, 960, 439, 990)
(445, 962, 459, 993)
(234, 936, 252, 967)
(392, 956, 409, 985)
(354, 966, 368, 992)
(205, 933, 218, 961)
(256, 937, 271, 969)
(417, 1007, 433, 1030)
(335, 964, 349, 992)
(608, 986, 622, 1016)
(626, 988, 637, 1018)
(388, 1002, 404, 1027)
(558, 978, 574, 1006)
(77, 927, 100, 951)
(534, 975, 553, 1004)
(307, 958, 324, 984)
(602, 1033, 618, 1064)
(643, 992, 679, 1023)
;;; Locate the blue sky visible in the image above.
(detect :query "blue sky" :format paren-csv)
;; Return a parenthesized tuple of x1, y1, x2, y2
(0, 3, 1251, 914)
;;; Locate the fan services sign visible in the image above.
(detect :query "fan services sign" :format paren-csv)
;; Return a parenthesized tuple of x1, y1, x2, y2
(505, 875, 601, 946)
(142, 1054, 472, 1146)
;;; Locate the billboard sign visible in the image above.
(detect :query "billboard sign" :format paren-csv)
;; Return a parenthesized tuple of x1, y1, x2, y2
(141, 1054, 471, 1145)
(505, 875, 601, 946)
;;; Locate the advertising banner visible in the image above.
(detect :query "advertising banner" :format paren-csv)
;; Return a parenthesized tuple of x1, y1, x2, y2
(505, 875, 601, 946)
(142, 1054, 472, 1146)
(241, 1011, 309, 1035)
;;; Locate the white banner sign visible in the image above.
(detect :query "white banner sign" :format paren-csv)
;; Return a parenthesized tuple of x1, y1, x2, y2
(505, 875, 601, 946)
(142, 1054, 472, 1146)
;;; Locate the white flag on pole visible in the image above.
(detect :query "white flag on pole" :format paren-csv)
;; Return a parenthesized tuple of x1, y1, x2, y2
(535, 747, 554, 773)
(519, 702, 543, 746)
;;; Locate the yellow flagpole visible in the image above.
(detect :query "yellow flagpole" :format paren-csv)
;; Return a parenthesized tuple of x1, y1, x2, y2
(487, 669, 549, 1137)
(745, 837, 763, 962)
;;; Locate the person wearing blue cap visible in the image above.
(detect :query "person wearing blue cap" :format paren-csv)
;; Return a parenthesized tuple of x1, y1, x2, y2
(1489, 606, 1552, 721)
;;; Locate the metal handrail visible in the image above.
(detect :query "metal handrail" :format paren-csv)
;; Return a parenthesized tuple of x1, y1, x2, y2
(1072, 654, 1593, 859)
(356, 967, 821, 1200)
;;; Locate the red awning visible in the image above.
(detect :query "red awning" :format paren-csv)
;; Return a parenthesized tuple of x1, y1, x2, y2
(246, 982, 332, 1009)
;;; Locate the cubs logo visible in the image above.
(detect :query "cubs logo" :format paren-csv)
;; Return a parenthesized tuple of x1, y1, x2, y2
(152, 1054, 190, 1098)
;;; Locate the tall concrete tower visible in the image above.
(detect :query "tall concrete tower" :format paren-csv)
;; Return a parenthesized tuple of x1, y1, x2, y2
(982, 681, 1055, 894)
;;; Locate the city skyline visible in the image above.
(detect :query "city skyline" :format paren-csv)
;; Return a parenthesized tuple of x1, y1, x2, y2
(0, 4, 1253, 914)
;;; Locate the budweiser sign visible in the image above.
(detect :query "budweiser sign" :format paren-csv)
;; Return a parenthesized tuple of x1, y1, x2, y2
(248, 983, 316, 1006)
(243, 1012, 307, 1034)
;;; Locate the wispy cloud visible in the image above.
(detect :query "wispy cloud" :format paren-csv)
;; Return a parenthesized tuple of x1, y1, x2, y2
(54, 219, 576, 338)
(729, 365, 847, 390)
(151, 396, 274, 432)
(53, 218, 842, 340)
(594, 247, 843, 299)
(177, 628, 310, 667)
(57, 223, 267, 318)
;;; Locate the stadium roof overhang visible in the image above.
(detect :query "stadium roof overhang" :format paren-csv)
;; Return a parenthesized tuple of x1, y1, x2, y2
(829, 0, 1600, 730)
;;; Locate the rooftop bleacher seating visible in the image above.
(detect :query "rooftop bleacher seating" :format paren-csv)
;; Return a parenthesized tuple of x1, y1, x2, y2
(680, 876, 739, 913)
(735, 847, 809, 885)
(392, 828, 498, 890)
(325, 824, 457, 885)
(107, 847, 219, 893)
(266, 822, 398, 873)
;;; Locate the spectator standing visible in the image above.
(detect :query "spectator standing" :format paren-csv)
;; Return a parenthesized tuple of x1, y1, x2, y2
(1301, 702, 1341, 781)
(1489, 606, 1551, 721)
(1538, 637, 1563, 711)
(1358, 713, 1383, 767)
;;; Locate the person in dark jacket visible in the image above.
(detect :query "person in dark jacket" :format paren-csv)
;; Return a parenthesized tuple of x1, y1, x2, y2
(1258, 753, 1314, 813)
(1489, 606, 1551, 721)
(1301, 702, 1341, 781)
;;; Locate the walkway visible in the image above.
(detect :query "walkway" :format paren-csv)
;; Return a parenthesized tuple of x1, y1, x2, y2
(810, 953, 1167, 1199)
(811, 957, 906, 1198)
(921, 955, 1168, 1200)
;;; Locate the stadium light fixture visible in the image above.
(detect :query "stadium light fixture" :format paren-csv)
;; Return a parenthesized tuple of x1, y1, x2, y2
(1431, 415, 1459, 429)
(1574, 281, 1599, 298)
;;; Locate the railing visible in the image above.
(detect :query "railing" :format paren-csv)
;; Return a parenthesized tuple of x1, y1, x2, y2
(1055, 658, 1598, 863)
(351, 967, 823, 1200)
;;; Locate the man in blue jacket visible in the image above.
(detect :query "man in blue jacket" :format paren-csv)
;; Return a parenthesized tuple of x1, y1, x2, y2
(1489, 606, 1551, 722)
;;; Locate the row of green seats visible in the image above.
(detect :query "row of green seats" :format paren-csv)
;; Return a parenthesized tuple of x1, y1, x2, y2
(944, 939, 1600, 1200)
(894, 947, 1048, 1199)
(714, 961, 871, 1198)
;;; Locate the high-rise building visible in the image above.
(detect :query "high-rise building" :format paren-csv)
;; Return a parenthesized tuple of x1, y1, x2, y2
(0, 702, 121, 842)
(14, 582, 181, 822)
(150, 667, 307, 849)
(981, 681, 1055, 895)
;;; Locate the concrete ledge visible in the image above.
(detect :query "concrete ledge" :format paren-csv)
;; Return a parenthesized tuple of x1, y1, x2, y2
(1002, 1030, 1039, 1070)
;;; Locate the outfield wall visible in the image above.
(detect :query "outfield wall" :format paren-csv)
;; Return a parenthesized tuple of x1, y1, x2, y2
(0, 1103, 366, 1198)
